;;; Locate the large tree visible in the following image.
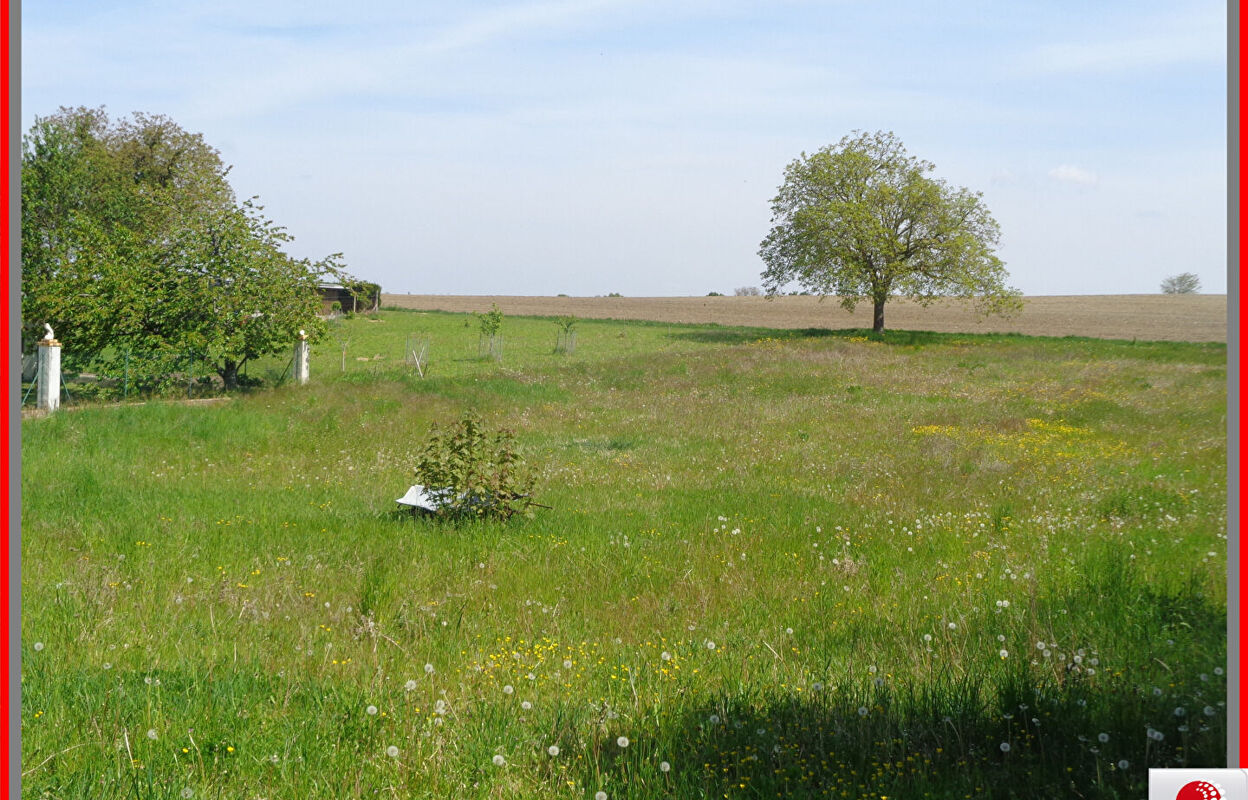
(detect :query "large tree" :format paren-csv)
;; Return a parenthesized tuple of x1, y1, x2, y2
(759, 130, 1020, 332)
(22, 107, 339, 390)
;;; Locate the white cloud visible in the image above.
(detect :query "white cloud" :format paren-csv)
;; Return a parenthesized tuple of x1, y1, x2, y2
(1048, 165, 1098, 186)
(1019, 4, 1224, 76)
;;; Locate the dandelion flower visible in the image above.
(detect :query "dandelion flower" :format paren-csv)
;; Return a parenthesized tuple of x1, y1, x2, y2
(1036, 641, 1046, 650)
(811, 682, 823, 692)
(492, 754, 505, 766)
(562, 659, 573, 669)
(521, 701, 532, 711)
(595, 793, 608, 800)
(1000, 742, 1010, 752)
(386, 746, 399, 758)
(1215, 667, 1224, 676)
(404, 680, 417, 692)
(923, 634, 932, 642)
(1174, 707, 1186, 717)
(424, 663, 435, 674)
(1098, 733, 1109, 743)
(867, 665, 877, 674)
(1204, 706, 1216, 717)
(1117, 759, 1129, 770)
(366, 705, 378, 716)
(33, 642, 44, 652)
(706, 641, 716, 651)
(617, 736, 629, 748)
(947, 622, 957, 630)
(103, 663, 112, 670)
(785, 628, 794, 635)
(857, 707, 868, 717)
(146, 729, 158, 741)
(547, 745, 560, 756)
(660, 651, 671, 661)
(659, 761, 671, 772)
(181, 789, 194, 799)
(999, 649, 1009, 659)
(708, 714, 720, 725)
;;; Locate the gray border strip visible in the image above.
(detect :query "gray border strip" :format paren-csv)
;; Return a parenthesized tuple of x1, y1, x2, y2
(1228, 0, 1241, 769)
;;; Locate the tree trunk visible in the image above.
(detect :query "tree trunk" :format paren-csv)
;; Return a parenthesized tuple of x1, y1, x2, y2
(872, 298, 886, 333)
(220, 359, 240, 391)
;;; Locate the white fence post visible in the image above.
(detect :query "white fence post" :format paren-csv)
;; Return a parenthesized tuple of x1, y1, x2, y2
(37, 335, 62, 412)
(294, 331, 310, 386)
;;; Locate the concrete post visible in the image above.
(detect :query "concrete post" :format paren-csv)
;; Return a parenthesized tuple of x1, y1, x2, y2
(294, 332, 310, 386)
(37, 338, 62, 412)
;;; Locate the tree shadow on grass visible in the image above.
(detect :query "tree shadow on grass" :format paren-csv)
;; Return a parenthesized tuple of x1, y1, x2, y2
(578, 571, 1227, 800)
(666, 327, 977, 347)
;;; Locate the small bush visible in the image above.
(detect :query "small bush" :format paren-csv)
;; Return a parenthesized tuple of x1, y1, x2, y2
(734, 286, 762, 296)
(412, 412, 536, 521)
(1160, 273, 1201, 295)
(707, 291, 723, 296)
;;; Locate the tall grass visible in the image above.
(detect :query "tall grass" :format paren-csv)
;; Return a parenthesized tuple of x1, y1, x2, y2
(21, 311, 1226, 798)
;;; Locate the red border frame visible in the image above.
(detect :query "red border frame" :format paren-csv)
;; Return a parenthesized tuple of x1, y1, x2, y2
(2, 0, 11, 792)
(1240, 0, 1247, 768)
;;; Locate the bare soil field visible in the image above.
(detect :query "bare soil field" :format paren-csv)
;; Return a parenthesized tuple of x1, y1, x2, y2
(383, 294, 1227, 343)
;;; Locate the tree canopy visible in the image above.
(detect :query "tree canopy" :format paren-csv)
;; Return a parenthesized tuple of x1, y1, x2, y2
(22, 107, 344, 389)
(759, 130, 1020, 332)
(1160, 272, 1201, 295)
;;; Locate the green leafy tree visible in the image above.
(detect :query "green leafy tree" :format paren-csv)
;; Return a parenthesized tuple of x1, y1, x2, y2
(759, 130, 1021, 332)
(1160, 272, 1201, 295)
(21, 106, 337, 390)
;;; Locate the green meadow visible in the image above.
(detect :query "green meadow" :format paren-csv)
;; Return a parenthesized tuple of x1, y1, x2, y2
(21, 310, 1227, 799)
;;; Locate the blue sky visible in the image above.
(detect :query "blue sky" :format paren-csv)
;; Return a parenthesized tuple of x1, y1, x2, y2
(22, 1, 1228, 296)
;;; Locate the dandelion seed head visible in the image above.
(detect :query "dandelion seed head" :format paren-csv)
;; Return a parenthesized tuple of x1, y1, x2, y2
(404, 680, 417, 692)
(424, 663, 435, 674)
(617, 736, 629, 748)
(386, 745, 399, 758)
(708, 714, 720, 725)
(1117, 759, 1129, 770)
(706, 640, 716, 650)
(563, 659, 573, 669)
(660, 760, 671, 772)
(33, 642, 44, 652)
(857, 706, 868, 717)
(146, 729, 157, 740)
(492, 754, 505, 766)
(366, 705, 378, 716)
(1098, 733, 1109, 743)
(595, 792, 608, 800)
(1000, 742, 1010, 752)
(181, 789, 194, 799)
(999, 649, 1009, 659)
(503, 685, 514, 695)
(547, 745, 560, 756)
(521, 701, 532, 710)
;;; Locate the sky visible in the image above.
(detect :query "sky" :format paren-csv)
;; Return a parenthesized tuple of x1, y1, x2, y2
(21, 1, 1229, 296)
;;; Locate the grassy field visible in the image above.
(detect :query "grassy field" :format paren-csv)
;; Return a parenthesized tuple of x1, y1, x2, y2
(381, 294, 1228, 343)
(21, 309, 1227, 799)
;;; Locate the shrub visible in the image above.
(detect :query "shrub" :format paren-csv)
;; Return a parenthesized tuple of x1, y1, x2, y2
(734, 286, 762, 296)
(412, 412, 536, 521)
(707, 291, 724, 296)
(1160, 273, 1201, 295)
